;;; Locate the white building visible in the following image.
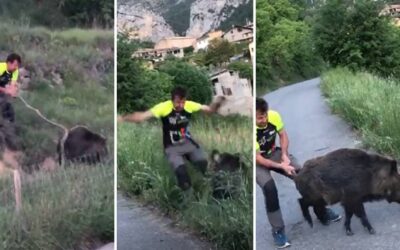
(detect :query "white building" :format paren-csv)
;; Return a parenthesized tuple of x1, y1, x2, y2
(194, 30, 224, 52)
(222, 24, 253, 44)
(210, 69, 253, 116)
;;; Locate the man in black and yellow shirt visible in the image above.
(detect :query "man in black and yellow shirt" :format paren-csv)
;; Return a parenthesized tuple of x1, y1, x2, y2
(255, 98, 340, 248)
(119, 86, 223, 191)
(0, 53, 21, 122)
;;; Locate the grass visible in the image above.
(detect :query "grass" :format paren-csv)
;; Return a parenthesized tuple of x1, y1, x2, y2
(321, 67, 400, 158)
(118, 115, 253, 250)
(0, 21, 114, 248)
(0, 165, 114, 250)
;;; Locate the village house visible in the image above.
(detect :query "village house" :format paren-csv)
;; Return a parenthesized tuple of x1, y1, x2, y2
(222, 23, 253, 44)
(194, 30, 224, 52)
(210, 69, 253, 116)
(381, 4, 400, 26)
(133, 36, 196, 62)
(133, 47, 184, 61)
(154, 37, 196, 50)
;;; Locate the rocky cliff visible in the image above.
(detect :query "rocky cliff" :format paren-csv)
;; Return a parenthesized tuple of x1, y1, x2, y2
(117, 0, 252, 42)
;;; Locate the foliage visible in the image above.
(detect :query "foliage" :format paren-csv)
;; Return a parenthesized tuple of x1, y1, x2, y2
(0, 165, 113, 250)
(256, 0, 324, 93)
(117, 36, 173, 113)
(204, 39, 237, 66)
(228, 61, 253, 80)
(321, 67, 400, 158)
(0, 0, 113, 28)
(158, 59, 212, 104)
(313, 0, 400, 78)
(117, 37, 212, 112)
(118, 115, 253, 250)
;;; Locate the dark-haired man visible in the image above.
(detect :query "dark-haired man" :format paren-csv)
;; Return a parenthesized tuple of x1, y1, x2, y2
(0, 53, 21, 122)
(119, 86, 224, 191)
(255, 98, 341, 248)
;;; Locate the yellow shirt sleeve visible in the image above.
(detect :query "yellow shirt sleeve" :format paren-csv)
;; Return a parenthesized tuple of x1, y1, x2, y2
(268, 110, 284, 132)
(0, 63, 6, 74)
(11, 68, 19, 82)
(184, 101, 202, 113)
(255, 141, 260, 152)
(150, 101, 173, 118)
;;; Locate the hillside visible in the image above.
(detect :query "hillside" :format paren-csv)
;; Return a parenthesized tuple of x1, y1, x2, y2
(0, 22, 114, 249)
(118, 0, 252, 41)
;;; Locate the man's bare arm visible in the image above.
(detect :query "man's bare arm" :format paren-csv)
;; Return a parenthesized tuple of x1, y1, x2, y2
(278, 129, 290, 163)
(256, 152, 282, 169)
(119, 110, 154, 123)
(256, 151, 296, 176)
(200, 96, 226, 114)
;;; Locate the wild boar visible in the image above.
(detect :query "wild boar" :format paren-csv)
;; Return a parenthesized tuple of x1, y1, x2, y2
(294, 148, 400, 236)
(209, 150, 244, 199)
(57, 126, 108, 165)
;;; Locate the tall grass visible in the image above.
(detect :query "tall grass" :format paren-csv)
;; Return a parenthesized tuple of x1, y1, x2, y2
(321, 67, 400, 157)
(118, 115, 253, 250)
(0, 165, 114, 250)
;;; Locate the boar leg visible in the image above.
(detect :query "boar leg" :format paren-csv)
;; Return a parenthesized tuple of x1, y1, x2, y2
(343, 205, 354, 236)
(354, 203, 375, 234)
(298, 198, 313, 227)
(313, 199, 328, 225)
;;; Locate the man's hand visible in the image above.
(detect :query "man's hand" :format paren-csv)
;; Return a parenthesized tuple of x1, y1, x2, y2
(201, 96, 226, 113)
(281, 162, 296, 176)
(5, 84, 18, 97)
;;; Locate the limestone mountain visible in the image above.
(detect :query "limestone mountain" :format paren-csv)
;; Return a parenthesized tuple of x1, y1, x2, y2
(118, 0, 252, 42)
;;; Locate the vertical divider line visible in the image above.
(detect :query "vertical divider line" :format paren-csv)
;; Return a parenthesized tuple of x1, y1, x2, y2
(114, 0, 118, 247)
(252, 0, 257, 249)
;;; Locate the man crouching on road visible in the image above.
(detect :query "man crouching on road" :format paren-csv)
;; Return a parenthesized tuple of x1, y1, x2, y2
(255, 98, 341, 248)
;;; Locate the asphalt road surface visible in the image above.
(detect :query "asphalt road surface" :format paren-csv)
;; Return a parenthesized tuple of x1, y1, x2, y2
(257, 78, 400, 250)
(117, 192, 213, 250)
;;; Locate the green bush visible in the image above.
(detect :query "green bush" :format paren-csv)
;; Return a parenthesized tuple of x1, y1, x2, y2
(256, 0, 324, 93)
(314, 0, 400, 78)
(158, 59, 212, 104)
(0, 0, 113, 29)
(321, 68, 400, 157)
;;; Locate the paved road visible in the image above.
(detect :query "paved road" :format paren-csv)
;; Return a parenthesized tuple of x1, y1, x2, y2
(117, 193, 213, 250)
(257, 78, 400, 250)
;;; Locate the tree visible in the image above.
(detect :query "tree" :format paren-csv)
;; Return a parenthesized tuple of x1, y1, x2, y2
(0, 0, 114, 29)
(158, 59, 212, 104)
(256, 0, 323, 91)
(228, 61, 253, 80)
(117, 36, 173, 113)
(204, 39, 236, 66)
(313, 0, 400, 78)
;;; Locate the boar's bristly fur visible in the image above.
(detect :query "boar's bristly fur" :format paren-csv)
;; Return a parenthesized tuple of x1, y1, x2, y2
(294, 148, 400, 236)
